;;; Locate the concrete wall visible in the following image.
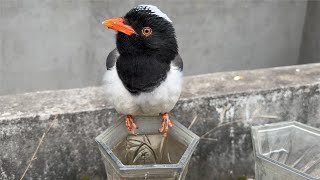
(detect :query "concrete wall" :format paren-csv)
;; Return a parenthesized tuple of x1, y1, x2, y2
(299, 1, 320, 64)
(1, 63, 320, 180)
(0, 0, 307, 95)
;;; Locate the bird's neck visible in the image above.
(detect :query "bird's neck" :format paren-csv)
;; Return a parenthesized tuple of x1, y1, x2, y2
(119, 47, 176, 64)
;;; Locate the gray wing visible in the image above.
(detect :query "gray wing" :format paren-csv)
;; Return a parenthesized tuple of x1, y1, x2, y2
(106, 48, 119, 70)
(172, 54, 183, 71)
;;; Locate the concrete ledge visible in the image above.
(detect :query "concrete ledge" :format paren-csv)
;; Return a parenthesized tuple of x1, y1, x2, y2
(1, 63, 320, 179)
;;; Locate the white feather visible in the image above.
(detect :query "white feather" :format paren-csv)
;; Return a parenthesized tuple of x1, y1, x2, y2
(103, 63, 182, 116)
(135, 4, 172, 23)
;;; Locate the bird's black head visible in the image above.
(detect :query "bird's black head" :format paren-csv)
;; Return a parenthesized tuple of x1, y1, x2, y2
(103, 5, 178, 61)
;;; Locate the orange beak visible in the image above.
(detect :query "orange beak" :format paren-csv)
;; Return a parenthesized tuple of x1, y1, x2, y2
(102, 17, 137, 36)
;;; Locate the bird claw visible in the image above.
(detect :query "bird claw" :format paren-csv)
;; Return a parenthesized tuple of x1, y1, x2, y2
(159, 113, 172, 138)
(125, 115, 137, 134)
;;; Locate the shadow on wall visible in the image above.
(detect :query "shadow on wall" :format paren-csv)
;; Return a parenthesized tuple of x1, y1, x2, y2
(299, 1, 320, 64)
(0, 0, 315, 95)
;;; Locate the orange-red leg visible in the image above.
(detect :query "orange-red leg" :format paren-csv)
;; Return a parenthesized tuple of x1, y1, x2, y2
(159, 113, 173, 138)
(125, 115, 136, 134)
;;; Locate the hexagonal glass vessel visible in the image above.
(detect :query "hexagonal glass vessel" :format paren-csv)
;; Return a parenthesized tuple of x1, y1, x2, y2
(252, 121, 320, 180)
(96, 116, 199, 180)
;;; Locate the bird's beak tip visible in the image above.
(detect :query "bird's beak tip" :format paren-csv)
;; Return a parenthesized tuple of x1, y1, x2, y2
(102, 17, 136, 36)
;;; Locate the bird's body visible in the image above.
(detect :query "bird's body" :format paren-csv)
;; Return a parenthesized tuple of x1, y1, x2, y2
(102, 5, 183, 137)
(103, 49, 183, 116)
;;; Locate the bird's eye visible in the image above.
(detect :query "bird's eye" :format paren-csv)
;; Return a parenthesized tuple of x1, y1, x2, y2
(142, 27, 152, 37)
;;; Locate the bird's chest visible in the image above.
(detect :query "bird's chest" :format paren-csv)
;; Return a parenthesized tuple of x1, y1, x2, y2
(116, 56, 170, 94)
(104, 63, 183, 115)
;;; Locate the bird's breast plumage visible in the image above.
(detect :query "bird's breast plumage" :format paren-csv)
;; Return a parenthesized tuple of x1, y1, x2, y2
(116, 55, 170, 94)
(103, 52, 183, 115)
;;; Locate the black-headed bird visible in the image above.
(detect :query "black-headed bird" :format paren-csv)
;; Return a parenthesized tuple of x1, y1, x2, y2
(102, 5, 183, 137)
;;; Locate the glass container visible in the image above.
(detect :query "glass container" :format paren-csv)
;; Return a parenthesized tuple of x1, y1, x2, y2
(96, 116, 200, 180)
(252, 121, 320, 180)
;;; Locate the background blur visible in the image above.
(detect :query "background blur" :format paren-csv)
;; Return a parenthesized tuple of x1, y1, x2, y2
(0, 0, 319, 96)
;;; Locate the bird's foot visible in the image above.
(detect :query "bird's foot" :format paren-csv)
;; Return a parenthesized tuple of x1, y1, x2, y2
(125, 115, 137, 134)
(159, 113, 173, 138)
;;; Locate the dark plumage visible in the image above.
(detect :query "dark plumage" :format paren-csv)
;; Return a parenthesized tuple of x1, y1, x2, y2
(113, 7, 179, 95)
(102, 5, 183, 137)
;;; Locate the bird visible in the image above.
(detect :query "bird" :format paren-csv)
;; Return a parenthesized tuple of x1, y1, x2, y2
(102, 5, 183, 138)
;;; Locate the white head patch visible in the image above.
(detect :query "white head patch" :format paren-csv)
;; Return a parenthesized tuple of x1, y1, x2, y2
(135, 5, 172, 23)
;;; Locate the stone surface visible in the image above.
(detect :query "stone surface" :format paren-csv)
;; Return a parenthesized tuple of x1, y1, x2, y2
(0, 0, 307, 95)
(1, 63, 320, 180)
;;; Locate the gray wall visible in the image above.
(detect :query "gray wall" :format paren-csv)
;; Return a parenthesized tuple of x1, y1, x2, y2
(299, 1, 320, 64)
(0, 0, 308, 95)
